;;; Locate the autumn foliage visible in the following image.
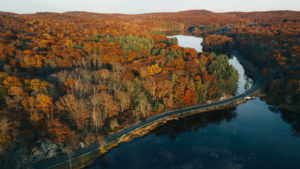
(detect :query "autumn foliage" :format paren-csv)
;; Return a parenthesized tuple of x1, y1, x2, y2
(0, 10, 298, 167)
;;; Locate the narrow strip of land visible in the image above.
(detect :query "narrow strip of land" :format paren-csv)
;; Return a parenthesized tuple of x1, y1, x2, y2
(33, 59, 263, 169)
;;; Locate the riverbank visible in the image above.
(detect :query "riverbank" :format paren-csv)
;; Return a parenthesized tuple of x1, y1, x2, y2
(33, 35, 263, 169)
(34, 77, 262, 169)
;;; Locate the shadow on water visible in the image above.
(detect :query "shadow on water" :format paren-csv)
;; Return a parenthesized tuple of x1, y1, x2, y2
(267, 105, 300, 137)
(85, 35, 300, 169)
(281, 110, 300, 137)
(152, 109, 237, 140)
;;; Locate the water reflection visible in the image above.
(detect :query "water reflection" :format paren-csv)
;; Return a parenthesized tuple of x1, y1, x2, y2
(85, 34, 300, 169)
(228, 56, 253, 95)
(280, 110, 300, 137)
(168, 35, 203, 53)
(86, 99, 300, 169)
(267, 105, 300, 136)
(152, 109, 237, 140)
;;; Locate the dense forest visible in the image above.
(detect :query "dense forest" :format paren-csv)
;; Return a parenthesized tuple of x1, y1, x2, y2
(0, 10, 299, 168)
(199, 12, 300, 112)
(140, 10, 300, 112)
(0, 11, 241, 168)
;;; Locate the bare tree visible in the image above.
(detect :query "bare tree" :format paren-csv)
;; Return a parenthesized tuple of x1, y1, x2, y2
(109, 118, 119, 130)
(107, 71, 122, 93)
(112, 62, 126, 73)
(98, 91, 119, 119)
(135, 92, 151, 119)
(56, 94, 89, 130)
(95, 69, 111, 86)
(89, 88, 104, 131)
(122, 80, 134, 97)
(98, 136, 107, 154)
(75, 50, 102, 70)
(164, 93, 175, 108)
(66, 147, 73, 169)
(71, 69, 93, 98)
(65, 138, 77, 169)
(143, 77, 156, 100)
(114, 90, 130, 112)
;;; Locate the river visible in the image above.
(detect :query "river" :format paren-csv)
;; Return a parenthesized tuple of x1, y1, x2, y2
(86, 35, 300, 169)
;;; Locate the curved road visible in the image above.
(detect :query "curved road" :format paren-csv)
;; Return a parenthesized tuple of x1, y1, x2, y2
(33, 61, 263, 169)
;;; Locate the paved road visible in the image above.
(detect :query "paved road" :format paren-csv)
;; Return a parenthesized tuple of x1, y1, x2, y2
(33, 63, 263, 169)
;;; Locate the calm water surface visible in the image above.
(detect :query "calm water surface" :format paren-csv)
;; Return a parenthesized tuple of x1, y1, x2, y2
(228, 57, 253, 95)
(168, 35, 203, 53)
(86, 35, 300, 169)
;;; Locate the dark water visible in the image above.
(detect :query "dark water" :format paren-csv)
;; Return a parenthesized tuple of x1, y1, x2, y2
(86, 99, 300, 169)
(85, 36, 300, 169)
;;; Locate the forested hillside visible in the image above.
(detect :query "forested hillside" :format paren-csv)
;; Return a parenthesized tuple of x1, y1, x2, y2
(135, 10, 299, 112)
(0, 10, 299, 168)
(0, 11, 240, 168)
(138, 10, 299, 112)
